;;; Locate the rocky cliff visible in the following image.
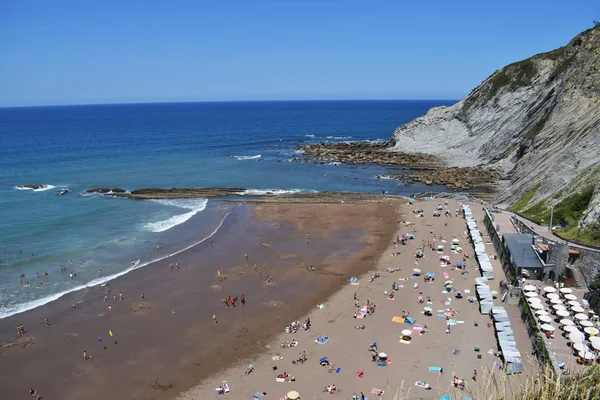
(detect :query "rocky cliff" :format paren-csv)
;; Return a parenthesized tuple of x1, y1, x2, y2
(389, 25, 600, 232)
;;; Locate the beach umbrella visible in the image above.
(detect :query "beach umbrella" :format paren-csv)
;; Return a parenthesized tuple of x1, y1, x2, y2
(401, 330, 412, 337)
(560, 288, 573, 294)
(491, 290, 499, 295)
(556, 310, 570, 318)
(379, 352, 388, 358)
(540, 324, 555, 331)
(445, 280, 453, 285)
(592, 340, 600, 351)
(424, 306, 433, 312)
(584, 327, 599, 336)
(563, 325, 578, 332)
(535, 309, 549, 315)
(546, 293, 559, 300)
(575, 313, 589, 321)
(426, 272, 435, 277)
(567, 300, 581, 307)
(287, 391, 300, 400)
(528, 297, 542, 303)
(413, 268, 421, 274)
(456, 262, 463, 267)
(569, 330, 585, 343)
(525, 292, 538, 298)
(580, 351, 596, 361)
(579, 320, 594, 328)
(573, 342, 588, 353)
(571, 306, 585, 313)
(544, 286, 556, 293)
(538, 315, 552, 323)
(550, 298, 563, 305)
(552, 304, 566, 310)
(456, 247, 463, 252)
(437, 245, 444, 250)
(560, 319, 575, 326)
(452, 238, 460, 244)
(564, 294, 578, 301)
(523, 285, 537, 291)
(530, 302, 544, 310)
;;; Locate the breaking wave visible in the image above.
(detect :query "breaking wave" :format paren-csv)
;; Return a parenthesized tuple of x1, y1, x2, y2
(144, 198, 208, 232)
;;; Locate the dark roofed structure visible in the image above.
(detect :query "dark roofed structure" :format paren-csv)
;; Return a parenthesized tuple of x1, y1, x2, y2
(502, 233, 544, 271)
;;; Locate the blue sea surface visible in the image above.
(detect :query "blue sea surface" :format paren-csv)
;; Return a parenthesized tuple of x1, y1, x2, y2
(0, 100, 453, 317)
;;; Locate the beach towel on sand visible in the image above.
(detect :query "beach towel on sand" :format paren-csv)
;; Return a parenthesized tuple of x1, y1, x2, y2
(252, 392, 264, 399)
(315, 335, 329, 345)
(405, 316, 414, 324)
(392, 316, 405, 323)
(444, 271, 449, 279)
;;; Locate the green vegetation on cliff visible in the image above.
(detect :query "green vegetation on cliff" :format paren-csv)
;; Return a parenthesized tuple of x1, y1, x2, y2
(508, 184, 540, 212)
(521, 186, 594, 227)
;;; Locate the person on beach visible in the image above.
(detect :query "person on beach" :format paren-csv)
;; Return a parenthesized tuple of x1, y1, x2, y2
(29, 388, 39, 399)
(172, 308, 177, 316)
(213, 314, 217, 323)
(241, 294, 246, 305)
(83, 350, 90, 360)
(473, 369, 478, 381)
(244, 252, 248, 260)
(119, 292, 124, 301)
(170, 262, 174, 272)
(44, 317, 50, 327)
(141, 292, 145, 301)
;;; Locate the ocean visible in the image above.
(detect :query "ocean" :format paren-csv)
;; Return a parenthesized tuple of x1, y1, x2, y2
(0, 100, 454, 318)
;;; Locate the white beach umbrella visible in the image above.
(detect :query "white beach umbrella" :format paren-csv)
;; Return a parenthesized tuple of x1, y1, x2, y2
(544, 286, 556, 293)
(552, 304, 566, 311)
(452, 238, 460, 244)
(564, 294, 578, 301)
(550, 298, 563, 305)
(523, 285, 536, 292)
(567, 300, 581, 307)
(579, 320, 594, 328)
(569, 330, 585, 343)
(584, 327, 599, 336)
(560, 319, 575, 326)
(560, 288, 573, 294)
(556, 310, 570, 318)
(413, 268, 421, 273)
(546, 293, 560, 300)
(528, 297, 542, 303)
(575, 313, 589, 321)
(540, 324, 555, 332)
(571, 306, 585, 313)
(535, 309, 549, 316)
(592, 340, 600, 351)
(563, 325, 578, 332)
(538, 315, 552, 323)
(590, 336, 600, 345)
(401, 330, 412, 337)
(530, 302, 544, 310)
(573, 342, 588, 353)
(580, 351, 596, 361)
(525, 292, 538, 298)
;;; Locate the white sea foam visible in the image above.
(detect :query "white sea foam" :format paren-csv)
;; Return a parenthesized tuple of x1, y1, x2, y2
(237, 188, 318, 196)
(144, 198, 208, 232)
(304, 134, 316, 138)
(377, 175, 394, 180)
(15, 184, 56, 192)
(325, 136, 352, 140)
(0, 211, 231, 319)
(234, 155, 261, 160)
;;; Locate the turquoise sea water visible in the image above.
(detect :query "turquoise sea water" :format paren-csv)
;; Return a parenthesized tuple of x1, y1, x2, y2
(0, 100, 453, 317)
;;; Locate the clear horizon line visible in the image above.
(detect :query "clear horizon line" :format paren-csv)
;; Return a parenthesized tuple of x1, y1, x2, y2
(0, 98, 460, 110)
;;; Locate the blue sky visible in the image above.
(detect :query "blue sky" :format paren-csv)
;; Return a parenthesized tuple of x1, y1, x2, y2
(0, 0, 597, 106)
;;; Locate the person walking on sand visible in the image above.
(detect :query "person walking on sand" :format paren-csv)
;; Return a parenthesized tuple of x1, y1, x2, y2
(172, 308, 177, 317)
(473, 369, 477, 381)
(244, 252, 248, 260)
(213, 313, 217, 323)
(141, 292, 145, 301)
(241, 294, 246, 305)
(44, 317, 50, 327)
(119, 292, 124, 301)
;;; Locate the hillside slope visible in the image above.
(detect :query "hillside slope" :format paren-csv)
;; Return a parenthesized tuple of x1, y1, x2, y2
(389, 25, 600, 234)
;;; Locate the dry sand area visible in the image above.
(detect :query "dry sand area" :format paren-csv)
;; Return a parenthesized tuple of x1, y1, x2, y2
(179, 199, 535, 400)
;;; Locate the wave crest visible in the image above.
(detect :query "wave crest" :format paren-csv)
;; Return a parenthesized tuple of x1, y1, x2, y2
(15, 184, 56, 192)
(234, 155, 261, 160)
(144, 199, 208, 232)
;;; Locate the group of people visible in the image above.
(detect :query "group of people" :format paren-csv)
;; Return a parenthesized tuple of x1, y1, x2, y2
(223, 294, 246, 307)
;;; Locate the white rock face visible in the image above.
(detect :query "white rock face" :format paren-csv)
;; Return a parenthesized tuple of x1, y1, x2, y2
(389, 26, 600, 229)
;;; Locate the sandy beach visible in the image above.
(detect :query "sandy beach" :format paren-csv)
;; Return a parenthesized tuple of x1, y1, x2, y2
(0, 200, 398, 400)
(178, 199, 535, 400)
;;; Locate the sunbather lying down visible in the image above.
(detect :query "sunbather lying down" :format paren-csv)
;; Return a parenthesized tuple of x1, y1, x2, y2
(370, 388, 385, 395)
(354, 324, 365, 329)
(415, 381, 431, 389)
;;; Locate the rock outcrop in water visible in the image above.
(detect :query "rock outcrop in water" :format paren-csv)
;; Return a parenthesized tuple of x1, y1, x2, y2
(389, 25, 600, 232)
(17, 184, 49, 190)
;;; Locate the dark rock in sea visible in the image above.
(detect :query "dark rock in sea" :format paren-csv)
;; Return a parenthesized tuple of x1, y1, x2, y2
(86, 188, 126, 194)
(18, 184, 47, 190)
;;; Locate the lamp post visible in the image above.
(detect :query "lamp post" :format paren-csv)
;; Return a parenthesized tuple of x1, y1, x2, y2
(549, 206, 555, 233)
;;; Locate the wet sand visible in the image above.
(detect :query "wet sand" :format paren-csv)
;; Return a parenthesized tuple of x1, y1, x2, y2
(0, 201, 398, 400)
(179, 199, 535, 400)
